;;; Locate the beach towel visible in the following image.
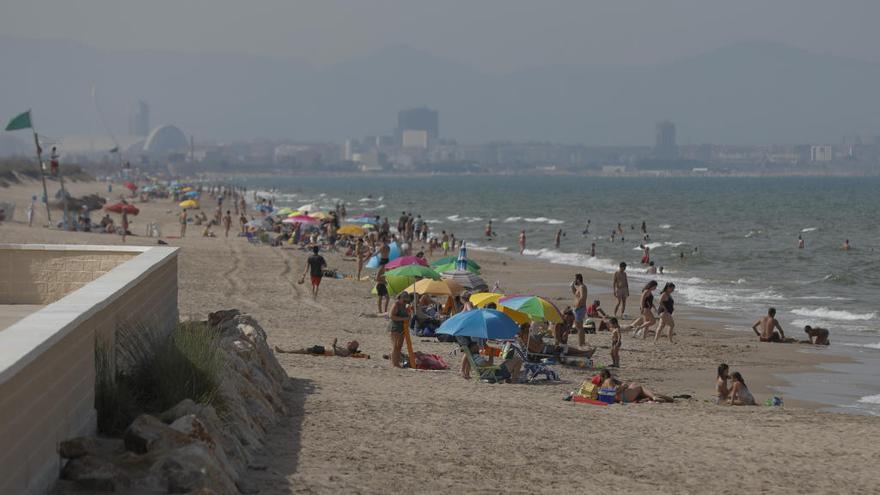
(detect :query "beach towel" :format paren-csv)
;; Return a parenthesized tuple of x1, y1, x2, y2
(414, 352, 448, 370)
(573, 395, 608, 406)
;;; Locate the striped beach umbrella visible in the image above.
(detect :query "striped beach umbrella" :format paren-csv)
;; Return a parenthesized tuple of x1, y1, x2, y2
(456, 241, 468, 271)
(441, 270, 488, 292)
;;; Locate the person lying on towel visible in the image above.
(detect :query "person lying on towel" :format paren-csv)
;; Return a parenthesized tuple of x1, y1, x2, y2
(275, 338, 367, 358)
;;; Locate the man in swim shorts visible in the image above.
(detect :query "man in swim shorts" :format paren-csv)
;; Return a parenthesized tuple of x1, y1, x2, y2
(300, 245, 326, 300)
(803, 325, 830, 345)
(571, 273, 588, 345)
(752, 307, 785, 342)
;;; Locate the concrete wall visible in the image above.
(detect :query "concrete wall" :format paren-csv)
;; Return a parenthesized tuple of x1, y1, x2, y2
(0, 245, 179, 494)
(0, 249, 136, 305)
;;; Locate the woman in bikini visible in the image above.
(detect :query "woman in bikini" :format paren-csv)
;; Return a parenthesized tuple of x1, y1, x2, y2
(599, 369, 672, 403)
(387, 292, 411, 368)
(654, 282, 676, 344)
(630, 280, 658, 338)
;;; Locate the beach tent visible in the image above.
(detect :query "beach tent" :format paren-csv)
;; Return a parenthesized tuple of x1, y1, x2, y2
(365, 242, 401, 268)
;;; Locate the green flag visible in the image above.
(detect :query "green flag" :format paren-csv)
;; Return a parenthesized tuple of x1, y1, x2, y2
(5, 110, 32, 131)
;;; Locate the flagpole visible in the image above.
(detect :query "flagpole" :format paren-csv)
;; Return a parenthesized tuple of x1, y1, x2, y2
(29, 116, 52, 224)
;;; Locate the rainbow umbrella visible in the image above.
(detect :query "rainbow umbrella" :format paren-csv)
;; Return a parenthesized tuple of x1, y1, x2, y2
(385, 256, 428, 270)
(498, 295, 563, 323)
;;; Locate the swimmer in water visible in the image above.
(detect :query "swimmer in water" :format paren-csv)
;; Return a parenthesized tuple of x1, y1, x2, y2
(842, 239, 851, 251)
(590, 242, 596, 257)
(555, 228, 563, 249)
(798, 235, 805, 249)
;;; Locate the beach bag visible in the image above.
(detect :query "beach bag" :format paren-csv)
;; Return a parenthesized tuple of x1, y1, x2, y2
(414, 352, 448, 370)
(576, 380, 599, 400)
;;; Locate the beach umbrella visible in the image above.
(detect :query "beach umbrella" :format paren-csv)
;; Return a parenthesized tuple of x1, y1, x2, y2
(431, 256, 481, 270)
(499, 295, 563, 323)
(337, 224, 365, 236)
(179, 186, 193, 192)
(182, 191, 200, 199)
(385, 264, 440, 280)
(456, 241, 469, 271)
(432, 261, 480, 274)
(297, 203, 320, 213)
(273, 207, 296, 217)
(179, 199, 199, 209)
(349, 216, 378, 225)
(437, 309, 520, 341)
(403, 278, 464, 297)
(470, 292, 503, 308)
(285, 215, 318, 223)
(365, 242, 401, 268)
(123, 181, 137, 191)
(441, 270, 488, 292)
(385, 256, 428, 270)
(105, 202, 139, 215)
(309, 211, 330, 220)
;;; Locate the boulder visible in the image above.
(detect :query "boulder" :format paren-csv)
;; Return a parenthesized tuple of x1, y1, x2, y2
(123, 414, 192, 454)
(60, 455, 131, 492)
(170, 414, 238, 483)
(154, 443, 238, 494)
(59, 436, 124, 460)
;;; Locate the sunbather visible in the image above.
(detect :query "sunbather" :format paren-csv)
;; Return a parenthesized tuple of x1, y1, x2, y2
(275, 338, 363, 357)
(598, 369, 672, 403)
(518, 324, 596, 359)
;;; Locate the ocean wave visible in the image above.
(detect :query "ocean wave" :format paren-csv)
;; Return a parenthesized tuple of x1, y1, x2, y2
(447, 214, 483, 223)
(745, 230, 762, 238)
(858, 394, 880, 405)
(361, 204, 385, 211)
(842, 342, 880, 350)
(801, 227, 818, 233)
(504, 216, 522, 222)
(519, 248, 620, 273)
(658, 224, 672, 229)
(634, 241, 685, 251)
(524, 217, 565, 224)
(791, 307, 876, 321)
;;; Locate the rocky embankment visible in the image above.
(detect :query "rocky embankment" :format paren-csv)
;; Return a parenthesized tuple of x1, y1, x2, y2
(54, 311, 290, 494)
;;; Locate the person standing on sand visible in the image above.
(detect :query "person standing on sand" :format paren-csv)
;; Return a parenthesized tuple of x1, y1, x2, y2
(571, 274, 588, 346)
(387, 292, 411, 368)
(121, 211, 129, 243)
(612, 262, 629, 317)
(609, 317, 622, 367)
(375, 262, 390, 313)
(752, 307, 785, 342)
(179, 209, 188, 238)
(27, 196, 36, 227)
(555, 229, 562, 249)
(239, 212, 248, 234)
(223, 210, 232, 238)
(355, 237, 368, 281)
(300, 246, 327, 299)
(654, 282, 676, 343)
(441, 231, 450, 255)
(519, 230, 526, 255)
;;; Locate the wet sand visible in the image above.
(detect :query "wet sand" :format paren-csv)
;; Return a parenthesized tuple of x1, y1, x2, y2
(2, 179, 879, 494)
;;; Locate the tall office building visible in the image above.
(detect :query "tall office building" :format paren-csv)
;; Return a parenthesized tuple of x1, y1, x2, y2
(654, 120, 677, 159)
(129, 100, 150, 137)
(397, 107, 439, 140)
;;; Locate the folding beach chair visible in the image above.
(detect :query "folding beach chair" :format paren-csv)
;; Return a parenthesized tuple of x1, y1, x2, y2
(245, 231, 262, 246)
(461, 345, 505, 383)
(501, 343, 560, 382)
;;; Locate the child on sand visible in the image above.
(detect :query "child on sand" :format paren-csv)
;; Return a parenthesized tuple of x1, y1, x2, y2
(609, 317, 621, 367)
(728, 372, 756, 405)
(716, 363, 730, 403)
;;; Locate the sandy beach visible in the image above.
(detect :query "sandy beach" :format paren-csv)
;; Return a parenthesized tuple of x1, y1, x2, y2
(2, 179, 879, 494)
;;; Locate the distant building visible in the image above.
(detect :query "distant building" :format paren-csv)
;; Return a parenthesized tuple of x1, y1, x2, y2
(810, 145, 833, 162)
(654, 121, 678, 160)
(143, 125, 188, 155)
(397, 107, 439, 142)
(128, 100, 150, 137)
(402, 130, 429, 149)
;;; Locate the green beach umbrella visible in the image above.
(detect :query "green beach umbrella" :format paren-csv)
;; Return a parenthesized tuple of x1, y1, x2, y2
(431, 260, 481, 274)
(385, 265, 441, 280)
(431, 256, 481, 270)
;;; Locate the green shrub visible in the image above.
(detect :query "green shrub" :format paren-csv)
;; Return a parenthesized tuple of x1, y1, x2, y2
(95, 320, 226, 435)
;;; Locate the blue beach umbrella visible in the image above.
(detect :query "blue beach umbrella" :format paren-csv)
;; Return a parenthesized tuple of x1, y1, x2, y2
(437, 309, 521, 341)
(366, 241, 401, 268)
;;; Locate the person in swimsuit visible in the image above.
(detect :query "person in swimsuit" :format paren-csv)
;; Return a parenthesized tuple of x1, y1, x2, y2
(631, 280, 658, 338)
(586, 300, 608, 332)
(519, 230, 526, 255)
(752, 307, 785, 342)
(716, 363, 730, 403)
(609, 317, 622, 367)
(654, 282, 676, 343)
(598, 369, 671, 403)
(612, 262, 629, 317)
(387, 292, 412, 368)
(803, 325, 831, 345)
(728, 372, 756, 405)
(275, 338, 362, 357)
(375, 262, 390, 313)
(571, 274, 588, 345)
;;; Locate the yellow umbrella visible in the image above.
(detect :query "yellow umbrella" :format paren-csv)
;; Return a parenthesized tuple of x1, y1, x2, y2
(337, 224, 365, 236)
(470, 292, 503, 307)
(180, 186, 193, 192)
(309, 211, 330, 220)
(403, 279, 464, 296)
(179, 199, 199, 209)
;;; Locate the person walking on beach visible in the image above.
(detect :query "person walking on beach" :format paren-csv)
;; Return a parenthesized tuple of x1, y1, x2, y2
(441, 231, 450, 255)
(27, 195, 35, 227)
(485, 220, 495, 239)
(179, 209, 188, 238)
(387, 292, 411, 368)
(223, 210, 232, 238)
(571, 274, 588, 345)
(632, 280, 658, 338)
(612, 262, 629, 317)
(300, 246, 327, 299)
(519, 230, 526, 255)
(555, 229, 562, 249)
(752, 308, 785, 342)
(654, 282, 676, 343)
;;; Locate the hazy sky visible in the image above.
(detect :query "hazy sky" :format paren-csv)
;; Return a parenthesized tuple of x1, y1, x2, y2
(2, 0, 879, 71)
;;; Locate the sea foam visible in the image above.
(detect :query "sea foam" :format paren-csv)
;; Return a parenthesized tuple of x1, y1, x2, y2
(791, 307, 877, 321)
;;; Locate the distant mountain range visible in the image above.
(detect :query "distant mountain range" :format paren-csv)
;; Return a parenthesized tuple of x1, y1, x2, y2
(1, 36, 878, 145)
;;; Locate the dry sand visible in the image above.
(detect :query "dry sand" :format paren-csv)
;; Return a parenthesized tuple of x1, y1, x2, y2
(2, 179, 879, 494)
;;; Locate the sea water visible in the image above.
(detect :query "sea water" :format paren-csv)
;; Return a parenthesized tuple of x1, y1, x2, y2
(241, 175, 880, 413)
